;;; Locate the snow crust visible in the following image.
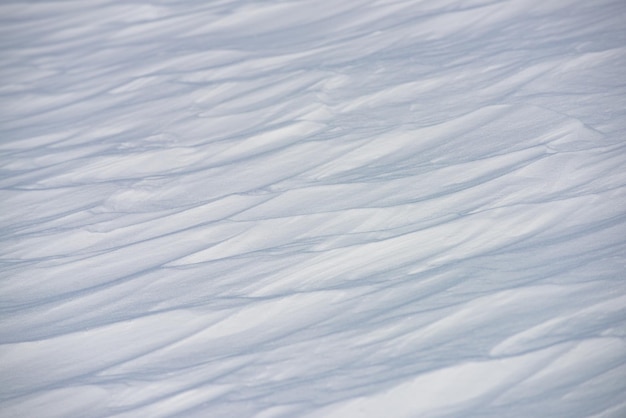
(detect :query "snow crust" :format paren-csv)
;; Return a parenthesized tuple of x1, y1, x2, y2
(1, 0, 625, 417)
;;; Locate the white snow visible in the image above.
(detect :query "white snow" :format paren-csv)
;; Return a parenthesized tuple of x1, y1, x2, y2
(1, 0, 625, 417)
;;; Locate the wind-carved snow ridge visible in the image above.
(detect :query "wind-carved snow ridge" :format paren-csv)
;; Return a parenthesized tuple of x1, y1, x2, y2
(1, 0, 625, 417)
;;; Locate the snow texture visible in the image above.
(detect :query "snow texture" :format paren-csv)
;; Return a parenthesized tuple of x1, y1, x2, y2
(1, 0, 625, 417)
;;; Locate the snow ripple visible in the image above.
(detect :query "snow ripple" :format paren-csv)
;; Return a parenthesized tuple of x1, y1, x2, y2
(1, 0, 625, 417)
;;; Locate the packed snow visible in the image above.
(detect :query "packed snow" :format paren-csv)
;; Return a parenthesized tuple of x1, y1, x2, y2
(1, 0, 625, 417)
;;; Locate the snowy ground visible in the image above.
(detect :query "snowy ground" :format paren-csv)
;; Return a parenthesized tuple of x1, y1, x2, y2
(1, 0, 625, 417)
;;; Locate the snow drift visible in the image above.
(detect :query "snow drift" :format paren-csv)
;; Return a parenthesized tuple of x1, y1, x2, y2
(1, 0, 625, 417)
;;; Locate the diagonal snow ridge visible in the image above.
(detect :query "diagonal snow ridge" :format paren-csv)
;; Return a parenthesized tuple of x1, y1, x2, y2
(1, 0, 625, 417)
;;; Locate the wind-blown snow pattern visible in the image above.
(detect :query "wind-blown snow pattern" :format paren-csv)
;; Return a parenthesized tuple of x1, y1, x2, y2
(1, 0, 625, 417)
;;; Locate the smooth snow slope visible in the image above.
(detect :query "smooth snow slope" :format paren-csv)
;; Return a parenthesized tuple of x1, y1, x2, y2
(1, 0, 625, 417)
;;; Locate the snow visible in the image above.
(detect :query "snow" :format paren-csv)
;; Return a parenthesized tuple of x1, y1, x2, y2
(1, 0, 625, 416)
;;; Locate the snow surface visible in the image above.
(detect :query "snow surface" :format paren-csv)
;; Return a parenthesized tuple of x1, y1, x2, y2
(1, 0, 626, 417)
